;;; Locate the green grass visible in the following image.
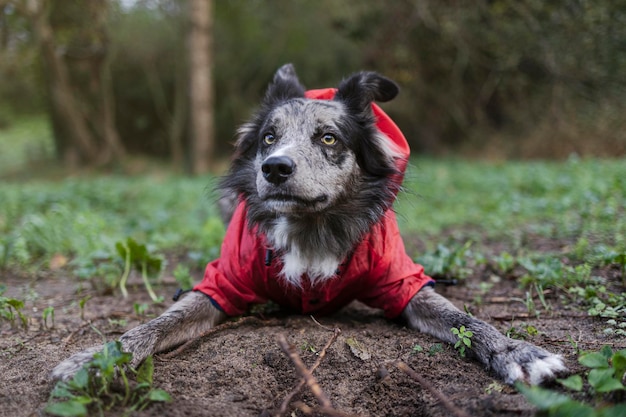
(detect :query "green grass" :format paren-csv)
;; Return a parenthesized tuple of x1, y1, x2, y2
(398, 158, 626, 247)
(1, 157, 624, 277)
(0, 176, 224, 273)
(0, 116, 54, 177)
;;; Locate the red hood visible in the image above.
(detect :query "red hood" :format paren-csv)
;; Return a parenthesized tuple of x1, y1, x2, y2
(304, 88, 410, 174)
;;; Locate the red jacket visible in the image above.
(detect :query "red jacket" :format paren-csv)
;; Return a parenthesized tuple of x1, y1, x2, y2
(194, 89, 434, 318)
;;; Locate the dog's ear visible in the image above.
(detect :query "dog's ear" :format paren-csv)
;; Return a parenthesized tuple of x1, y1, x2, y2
(263, 63, 306, 105)
(334, 72, 399, 113)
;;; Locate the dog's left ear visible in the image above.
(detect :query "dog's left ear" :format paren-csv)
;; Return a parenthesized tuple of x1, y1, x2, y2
(263, 63, 306, 106)
(334, 72, 399, 114)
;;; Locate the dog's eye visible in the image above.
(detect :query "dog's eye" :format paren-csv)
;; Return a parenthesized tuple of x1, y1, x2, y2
(321, 134, 337, 146)
(263, 133, 276, 145)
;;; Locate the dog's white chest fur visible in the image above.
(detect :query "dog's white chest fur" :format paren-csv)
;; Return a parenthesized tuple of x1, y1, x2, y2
(267, 218, 341, 287)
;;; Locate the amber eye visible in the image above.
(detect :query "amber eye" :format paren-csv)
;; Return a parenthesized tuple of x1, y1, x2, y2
(321, 134, 337, 146)
(263, 133, 276, 145)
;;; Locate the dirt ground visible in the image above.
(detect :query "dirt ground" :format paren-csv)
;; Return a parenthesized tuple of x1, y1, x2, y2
(1, 241, 624, 417)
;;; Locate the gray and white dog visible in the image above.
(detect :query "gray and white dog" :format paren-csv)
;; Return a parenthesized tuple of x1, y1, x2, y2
(52, 64, 566, 385)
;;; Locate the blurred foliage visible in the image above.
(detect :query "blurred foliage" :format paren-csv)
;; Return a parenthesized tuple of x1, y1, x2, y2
(1, 0, 625, 162)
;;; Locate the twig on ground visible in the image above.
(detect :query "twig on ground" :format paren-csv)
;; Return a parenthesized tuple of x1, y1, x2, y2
(310, 315, 334, 332)
(395, 361, 473, 417)
(63, 311, 136, 345)
(277, 333, 332, 408)
(160, 316, 281, 359)
(277, 326, 341, 415)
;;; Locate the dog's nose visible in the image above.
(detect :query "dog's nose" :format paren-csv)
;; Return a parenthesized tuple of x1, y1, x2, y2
(262, 156, 295, 184)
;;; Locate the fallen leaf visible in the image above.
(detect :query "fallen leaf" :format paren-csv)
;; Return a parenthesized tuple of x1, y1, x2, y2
(346, 337, 371, 361)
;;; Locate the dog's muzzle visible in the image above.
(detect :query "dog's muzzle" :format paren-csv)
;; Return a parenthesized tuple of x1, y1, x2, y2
(262, 156, 295, 185)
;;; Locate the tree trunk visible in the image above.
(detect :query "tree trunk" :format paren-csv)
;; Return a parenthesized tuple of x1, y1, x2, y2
(27, 0, 101, 165)
(188, 0, 214, 174)
(92, 1, 125, 161)
(1, 4, 9, 50)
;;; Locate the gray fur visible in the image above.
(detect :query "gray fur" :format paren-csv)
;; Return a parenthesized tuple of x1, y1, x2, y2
(51, 64, 566, 385)
(51, 292, 225, 381)
(403, 287, 566, 384)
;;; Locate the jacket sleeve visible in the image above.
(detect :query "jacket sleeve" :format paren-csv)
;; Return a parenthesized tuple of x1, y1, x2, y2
(193, 202, 267, 316)
(357, 210, 435, 318)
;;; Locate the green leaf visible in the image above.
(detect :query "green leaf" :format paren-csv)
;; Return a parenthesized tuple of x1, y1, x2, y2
(600, 345, 614, 359)
(68, 369, 89, 390)
(579, 352, 609, 369)
(588, 368, 624, 392)
(464, 331, 474, 338)
(463, 338, 472, 347)
(148, 389, 172, 403)
(50, 384, 74, 400)
(550, 401, 595, 417)
(412, 344, 424, 353)
(557, 375, 583, 391)
(137, 355, 154, 385)
(6, 298, 24, 309)
(611, 350, 626, 379)
(44, 401, 88, 417)
(599, 403, 626, 417)
(515, 383, 571, 409)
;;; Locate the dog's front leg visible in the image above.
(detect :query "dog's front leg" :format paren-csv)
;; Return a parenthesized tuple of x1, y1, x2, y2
(402, 286, 566, 385)
(51, 292, 226, 381)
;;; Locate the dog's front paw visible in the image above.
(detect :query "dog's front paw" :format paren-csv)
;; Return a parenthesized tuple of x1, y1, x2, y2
(491, 340, 567, 385)
(50, 346, 104, 381)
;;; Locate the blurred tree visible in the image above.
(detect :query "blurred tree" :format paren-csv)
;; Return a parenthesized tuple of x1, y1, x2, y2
(10, 0, 125, 166)
(2, 0, 625, 163)
(188, 0, 214, 174)
(334, 0, 626, 156)
(107, 1, 188, 163)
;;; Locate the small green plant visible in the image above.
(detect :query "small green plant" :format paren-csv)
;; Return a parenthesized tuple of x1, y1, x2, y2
(517, 346, 626, 417)
(73, 253, 123, 295)
(415, 240, 474, 280)
(512, 289, 539, 318)
(506, 323, 539, 340)
(42, 306, 55, 329)
(485, 381, 505, 394)
(78, 296, 91, 321)
(45, 341, 172, 417)
(133, 302, 149, 317)
(605, 252, 626, 285)
(0, 285, 28, 329)
(116, 237, 164, 302)
(173, 264, 194, 290)
(492, 251, 516, 275)
(300, 340, 318, 354)
(428, 343, 444, 356)
(569, 282, 626, 335)
(411, 344, 424, 354)
(450, 326, 473, 358)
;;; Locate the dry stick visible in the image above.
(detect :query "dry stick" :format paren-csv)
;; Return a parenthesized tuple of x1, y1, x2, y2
(63, 312, 137, 345)
(160, 316, 280, 359)
(276, 333, 333, 409)
(277, 334, 359, 417)
(395, 361, 473, 417)
(277, 327, 342, 415)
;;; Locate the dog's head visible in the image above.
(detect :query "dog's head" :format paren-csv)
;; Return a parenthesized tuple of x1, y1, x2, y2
(222, 64, 404, 221)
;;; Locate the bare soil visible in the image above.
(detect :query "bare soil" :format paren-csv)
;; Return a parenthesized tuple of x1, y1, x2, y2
(1, 242, 624, 417)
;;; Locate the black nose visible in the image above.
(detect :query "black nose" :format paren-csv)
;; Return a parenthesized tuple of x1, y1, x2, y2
(262, 156, 295, 184)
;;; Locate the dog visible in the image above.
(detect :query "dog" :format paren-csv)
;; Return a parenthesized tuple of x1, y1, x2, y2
(52, 64, 566, 386)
